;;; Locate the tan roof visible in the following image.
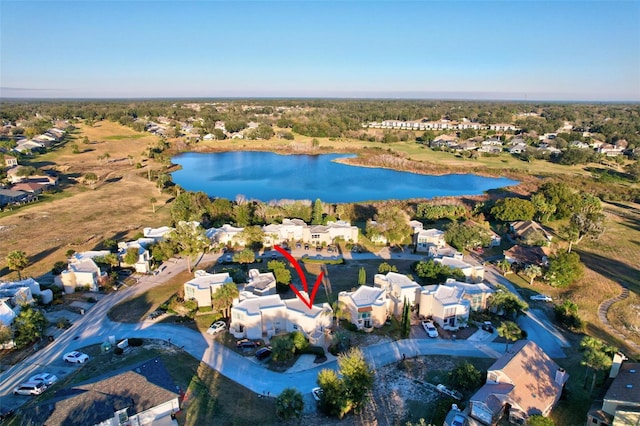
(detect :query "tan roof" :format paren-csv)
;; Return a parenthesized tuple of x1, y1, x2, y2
(479, 340, 567, 417)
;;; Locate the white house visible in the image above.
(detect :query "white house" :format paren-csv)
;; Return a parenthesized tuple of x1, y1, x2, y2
(373, 272, 422, 317)
(244, 269, 277, 296)
(118, 240, 153, 273)
(206, 224, 245, 246)
(414, 228, 446, 253)
(306, 220, 359, 245)
(442, 279, 495, 312)
(183, 270, 234, 308)
(229, 292, 332, 343)
(434, 256, 485, 283)
(0, 298, 17, 326)
(60, 258, 106, 293)
(419, 284, 470, 330)
(262, 218, 307, 246)
(338, 286, 388, 331)
(143, 226, 173, 242)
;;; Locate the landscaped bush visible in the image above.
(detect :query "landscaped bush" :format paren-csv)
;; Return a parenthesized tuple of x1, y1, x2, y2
(300, 345, 325, 356)
(300, 257, 344, 265)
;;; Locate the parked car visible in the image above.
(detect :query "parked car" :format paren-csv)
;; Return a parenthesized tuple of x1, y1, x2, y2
(13, 381, 46, 396)
(311, 387, 323, 402)
(436, 384, 463, 400)
(63, 351, 89, 364)
(207, 321, 226, 335)
(255, 347, 272, 360)
(481, 321, 494, 333)
(422, 320, 438, 338)
(530, 294, 553, 302)
(236, 339, 261, 348)
(28, 373, 58, 386)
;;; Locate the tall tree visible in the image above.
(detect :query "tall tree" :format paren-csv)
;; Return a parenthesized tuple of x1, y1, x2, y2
(491, 197, 536, 221)
(237, 225, 265, 250)
(317, 369, 349, 418)
(358, 267, 367, 285)
(168, 222, 209, 272)
(497, 321, 522, 351)
(312, 198, 324, 224)
(6, 250, 29, 280)
(232, 248, 256, 269)
(150, 197, 157, 214)
(401, 298, 411, 338)
(488, 285, 529, 318)
(211, 282, 239, 318)
(374, 206, 411, 248)
(581, 336, 615, 394)
(13, 306, 48, 348)
(544, 252, 584, 287)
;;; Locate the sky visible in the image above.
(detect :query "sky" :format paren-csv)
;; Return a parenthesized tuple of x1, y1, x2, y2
(1, 0, 639, 101)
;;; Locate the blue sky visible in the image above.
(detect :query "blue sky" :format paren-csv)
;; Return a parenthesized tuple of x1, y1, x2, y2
(1, 1, 639, 101)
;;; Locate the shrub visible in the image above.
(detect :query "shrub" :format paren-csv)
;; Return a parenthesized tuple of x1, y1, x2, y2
(114, 347, 124, 355)
(300, 345, 325, 356)
(300, 257, 344, 265)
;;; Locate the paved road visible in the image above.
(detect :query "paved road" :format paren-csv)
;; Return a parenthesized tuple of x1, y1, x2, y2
(0, 248, 569, 411)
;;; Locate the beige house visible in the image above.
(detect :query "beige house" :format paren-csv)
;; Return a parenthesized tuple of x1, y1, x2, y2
(262, 218, 307, 246)
(414, 228, 447, 253)
(338, 286, 387, 331)
(183, 270, 234, 308)
(443, 278, 495, 311)
(588, 355, 640, 426)
(470, 340, 568, 425)
(206, 224, 245, 246)
(434, 256, 485, 283)
(419, 284, 470, 330)
(60, 258, 106, 293)
(229, 292, 332, 344)
(306, 220, 359, 246)
(373, 272, 421, 317)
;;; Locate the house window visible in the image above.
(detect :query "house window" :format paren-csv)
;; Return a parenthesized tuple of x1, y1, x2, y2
(311, 234, 320, 239)
(591, 419, 599, 424)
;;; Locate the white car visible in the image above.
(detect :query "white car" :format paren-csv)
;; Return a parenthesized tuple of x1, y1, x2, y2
(207, 320, 226, 335)
(63, 351, 89, 364)
(28, 373, 58, 386)
(422, 320, 438, 338)
(530, 294, 553, 302)
(13, 381, 46, 396)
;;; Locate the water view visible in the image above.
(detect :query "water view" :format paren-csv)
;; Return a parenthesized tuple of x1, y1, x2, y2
(170, 152, 519, 203)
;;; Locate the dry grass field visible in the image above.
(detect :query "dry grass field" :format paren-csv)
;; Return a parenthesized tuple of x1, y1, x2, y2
(0, 121, 172, 279)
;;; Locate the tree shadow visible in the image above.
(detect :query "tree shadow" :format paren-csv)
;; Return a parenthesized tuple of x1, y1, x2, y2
(576, 250, 640, 292)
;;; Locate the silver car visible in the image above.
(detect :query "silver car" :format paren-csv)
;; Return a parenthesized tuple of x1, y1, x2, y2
(14, 381, 46, 396)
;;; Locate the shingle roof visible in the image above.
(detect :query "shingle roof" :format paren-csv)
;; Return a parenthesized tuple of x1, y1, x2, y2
(26, 358, 179, 426)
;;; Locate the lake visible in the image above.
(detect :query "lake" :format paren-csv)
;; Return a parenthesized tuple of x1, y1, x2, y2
(170, 152, 519, 203)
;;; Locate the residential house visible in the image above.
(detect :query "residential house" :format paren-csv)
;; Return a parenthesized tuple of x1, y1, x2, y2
(510, 220, 552, 245)
(503, 245, 550, 267)
(434, 256, 485, 283)
(509, 143, 528, 155)
(373, 272, 421, 317)
(0, 278, 41, 305)
(588, 354, 640, 426)
(569, 140, 590, 149)
(338, 285, 388, 331)
(143, 226, 173, 242)
(263, 218, 307, 246)
(206, 224, 245, 246)
(229, 292, 332, 343)
(14, 139, 45, 153)
(469, 340, 568, 425)
(419, 284, 470, 330)
(11, 181, 46, 195)
(25, 358, 180, 426)
(490, 123, 520, 132)
(306, 220, 359, 245)
(3, 155, 18, 168)
(184, 270, 234, 308)
(0, 298, 17, 326)
(414, 228, 447, 254)
(0, 189, 29, 207)
(442, 278, 494, 311)
(60, 258, 106, 293)
(244, 269, 277, 296)
(599, 143, 624, 157)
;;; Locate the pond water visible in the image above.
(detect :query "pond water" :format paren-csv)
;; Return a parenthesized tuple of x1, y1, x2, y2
(170, 152, 518, 203)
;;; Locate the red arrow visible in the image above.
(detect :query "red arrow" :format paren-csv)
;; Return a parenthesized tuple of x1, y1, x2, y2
(274, 245, 324, 310)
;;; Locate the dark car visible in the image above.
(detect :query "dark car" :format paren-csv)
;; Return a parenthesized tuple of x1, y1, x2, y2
(255, 347, 272, 360)
(236, 339, 261, 348)
(481, 321, 494, 333)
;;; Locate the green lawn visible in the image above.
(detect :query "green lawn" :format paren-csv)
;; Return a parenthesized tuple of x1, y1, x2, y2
(103, 134, 148, 140)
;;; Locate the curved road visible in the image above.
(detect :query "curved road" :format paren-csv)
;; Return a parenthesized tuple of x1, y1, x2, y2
(0, 249, 569, 412)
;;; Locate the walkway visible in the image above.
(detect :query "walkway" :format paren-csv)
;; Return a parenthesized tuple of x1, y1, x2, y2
(598, 281, 640, 353)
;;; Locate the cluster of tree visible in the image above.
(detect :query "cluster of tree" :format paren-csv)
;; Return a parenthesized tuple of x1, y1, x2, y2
(581, 336, 617, 394)
(271, 331, 309, 362)
(412, 259, 465, 285)
(487, 284, 529, 318)
(544, 251, 584, 287)
(267, 260, 292, 292)
(415, 203, 468, 221)
(316, 347, 374, 419)
(554, 300, 583, 331)
(366, 206, 412, 247)
(444, 221, 492, 251)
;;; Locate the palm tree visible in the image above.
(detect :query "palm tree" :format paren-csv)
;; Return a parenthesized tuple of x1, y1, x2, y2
(6, 250, 29, 280)
(331, 300, 350, 329)
(580, 336, 615, 394)
(212, 283, 239, 318)
(150, 197, 157, 214)
(497, 321, 521, 352)
(523, 264, 542, 285)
